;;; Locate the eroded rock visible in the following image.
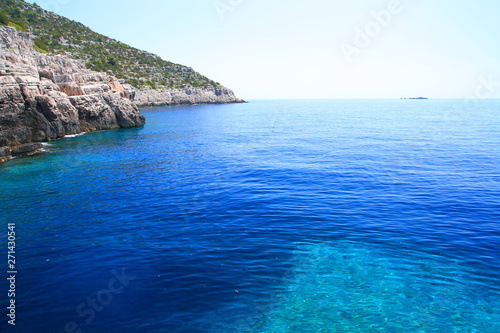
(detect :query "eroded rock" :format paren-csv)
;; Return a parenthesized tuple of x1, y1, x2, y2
(0, 26, 145, 161)
(133, 87, 245, 107)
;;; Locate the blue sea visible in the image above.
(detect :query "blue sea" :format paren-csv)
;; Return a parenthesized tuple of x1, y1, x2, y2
(1, 99, 499, 332)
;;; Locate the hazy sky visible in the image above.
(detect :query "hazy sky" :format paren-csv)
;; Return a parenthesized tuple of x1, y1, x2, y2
(27, 0, 500, 100)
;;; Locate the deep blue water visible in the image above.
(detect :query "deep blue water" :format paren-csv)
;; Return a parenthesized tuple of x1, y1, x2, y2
(0, 99, 499, 332)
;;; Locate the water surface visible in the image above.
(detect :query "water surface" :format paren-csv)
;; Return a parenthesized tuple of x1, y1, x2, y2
(0, 99, 499, 332)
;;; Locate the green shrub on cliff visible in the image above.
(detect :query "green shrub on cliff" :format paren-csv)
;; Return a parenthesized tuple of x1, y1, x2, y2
(7, 21, 24, 31)
(107, 56, 117, 67)
(0, 11, 9, 25)
(0, 9, 26, 31)
(33, 36, 49, 53)
(0, 0, 223, 91)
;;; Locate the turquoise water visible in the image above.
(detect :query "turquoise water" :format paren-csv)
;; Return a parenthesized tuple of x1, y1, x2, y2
(0, 100, 499, 332)
(257, 241, 498, 333)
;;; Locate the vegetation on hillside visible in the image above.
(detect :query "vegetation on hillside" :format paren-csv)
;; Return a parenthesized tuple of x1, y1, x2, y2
(0, 0, 222, 90)
(0, 5, 27, 31)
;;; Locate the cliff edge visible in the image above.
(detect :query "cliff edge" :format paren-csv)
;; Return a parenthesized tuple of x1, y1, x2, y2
(133, 87, 245, 107)
(0, 26, 145, 162)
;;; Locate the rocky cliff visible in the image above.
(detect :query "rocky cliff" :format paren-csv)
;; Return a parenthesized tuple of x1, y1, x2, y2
(133, 87, 245, 107)
(0, 26, 145, 162)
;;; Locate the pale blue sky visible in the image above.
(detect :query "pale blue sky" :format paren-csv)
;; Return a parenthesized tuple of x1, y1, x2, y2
(28, 0, 500, 99)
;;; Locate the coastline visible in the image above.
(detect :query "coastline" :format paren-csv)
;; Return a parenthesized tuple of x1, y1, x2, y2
(133, 87, 246, 107)
(0, 25, 244, 163)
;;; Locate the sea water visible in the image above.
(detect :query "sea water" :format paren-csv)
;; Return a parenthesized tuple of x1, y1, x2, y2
(0, 99, 499, 332)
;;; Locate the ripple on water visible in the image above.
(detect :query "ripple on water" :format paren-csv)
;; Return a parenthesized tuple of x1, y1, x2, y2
(233, 240, 500, 333)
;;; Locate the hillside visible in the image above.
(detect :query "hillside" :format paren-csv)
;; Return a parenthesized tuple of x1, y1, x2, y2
(0, 0, 224, 90)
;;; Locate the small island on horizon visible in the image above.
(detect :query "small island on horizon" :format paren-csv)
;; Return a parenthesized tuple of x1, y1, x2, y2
(400, 97, 429, 100)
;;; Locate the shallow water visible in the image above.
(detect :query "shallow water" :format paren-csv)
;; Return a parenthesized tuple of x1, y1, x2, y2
(0, 99, 499, 332)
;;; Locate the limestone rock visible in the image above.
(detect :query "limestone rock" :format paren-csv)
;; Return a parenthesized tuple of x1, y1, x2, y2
(133, 87, 245, 107)
(0, 26, 145, 161)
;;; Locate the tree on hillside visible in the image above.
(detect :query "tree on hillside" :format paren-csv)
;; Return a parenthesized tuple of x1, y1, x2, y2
(107, 56, 117, 67)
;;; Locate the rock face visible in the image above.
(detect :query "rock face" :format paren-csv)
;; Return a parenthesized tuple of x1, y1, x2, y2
(133, 87, 245, 107)
(0, 26, 145, 162)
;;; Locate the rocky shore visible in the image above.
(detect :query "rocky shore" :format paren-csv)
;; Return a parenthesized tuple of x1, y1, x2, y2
(0, 26, 145, 162)
(0, 25, 244, 162)
(134, 87, 245, 107)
